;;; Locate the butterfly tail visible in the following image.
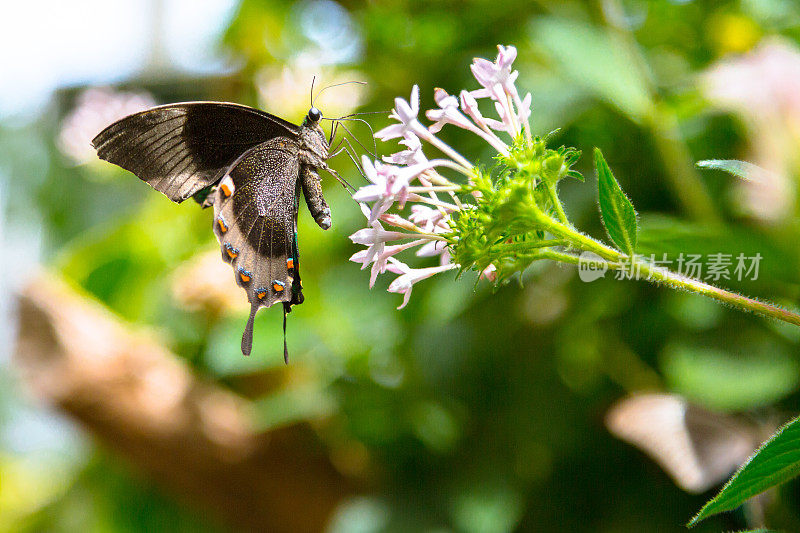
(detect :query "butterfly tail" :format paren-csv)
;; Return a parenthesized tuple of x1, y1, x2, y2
(282, 303, 290, 364)
(241, 303, 258, 356)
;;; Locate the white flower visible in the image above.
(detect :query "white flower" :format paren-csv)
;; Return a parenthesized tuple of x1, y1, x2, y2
(351, 243, 414, 288)
(426, 88, 475, 133)
(349, 225, 410, 248)
(353, 156, 433, 221)
(350, 45, 531, 308)
(416, 239, 448, 258)
(409, 205, 446, 231)
(480, 264, 497, 282)
(387, 262, 458, 309)
(375, 85, 422, 141)
(459, 90, 505, 132)
(352, 157, 407, 222)
(349, 204, 412, 267)
(517, 92, 532, 125)
(470, 44, 520, 101)
(383, 134, 428, 166)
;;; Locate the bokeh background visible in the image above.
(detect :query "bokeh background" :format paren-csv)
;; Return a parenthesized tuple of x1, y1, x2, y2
(3, 0, 800, 531)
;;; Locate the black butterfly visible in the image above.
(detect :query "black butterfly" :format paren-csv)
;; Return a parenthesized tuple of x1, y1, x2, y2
(92, 101, 338, 359)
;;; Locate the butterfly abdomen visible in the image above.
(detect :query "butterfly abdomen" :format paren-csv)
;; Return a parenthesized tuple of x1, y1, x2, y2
(301, 165, 332, 230)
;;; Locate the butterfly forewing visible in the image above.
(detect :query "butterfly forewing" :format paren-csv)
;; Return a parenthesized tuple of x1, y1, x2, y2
(212, 139, 303, 355)
(92, 102, 300, 203)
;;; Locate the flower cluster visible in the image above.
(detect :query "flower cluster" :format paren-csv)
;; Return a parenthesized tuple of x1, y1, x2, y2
(349, 45, 584, 308)
(346, 43, 800, 365)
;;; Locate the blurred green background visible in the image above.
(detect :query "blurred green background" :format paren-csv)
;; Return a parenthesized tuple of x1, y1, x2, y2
(3, 0, 800, 531)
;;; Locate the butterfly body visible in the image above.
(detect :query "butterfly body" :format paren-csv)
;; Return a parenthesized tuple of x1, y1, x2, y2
(92, 102, 334, 357)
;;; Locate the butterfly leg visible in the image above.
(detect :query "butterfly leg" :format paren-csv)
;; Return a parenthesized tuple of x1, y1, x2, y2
(300, 165, 331, 229)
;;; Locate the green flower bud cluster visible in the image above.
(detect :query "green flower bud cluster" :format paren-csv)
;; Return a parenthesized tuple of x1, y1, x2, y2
(449, 136, 582, 283)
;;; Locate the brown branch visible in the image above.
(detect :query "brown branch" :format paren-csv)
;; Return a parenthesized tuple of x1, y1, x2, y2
(13, 272, 353, 532)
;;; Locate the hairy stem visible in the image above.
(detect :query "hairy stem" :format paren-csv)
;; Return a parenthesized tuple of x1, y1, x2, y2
(530, 212, 800, 327)
(634, 259, 800, 326)
(544, 182, 569, 225)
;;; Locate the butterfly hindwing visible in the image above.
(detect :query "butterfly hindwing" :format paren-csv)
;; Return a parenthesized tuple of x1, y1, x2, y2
(92, 102, 300, 203)
(212, 138, 303, 355)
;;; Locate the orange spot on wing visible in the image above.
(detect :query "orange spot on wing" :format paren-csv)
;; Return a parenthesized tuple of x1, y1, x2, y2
(218, 218, 228, 233)
(240, 273, 250, 282)
(286, 258, 294, 269)
(257, 290, 267, 299)
(220, 183, 232, 197)
(273, 283, 285, 292)
(226, 249, 237, 259)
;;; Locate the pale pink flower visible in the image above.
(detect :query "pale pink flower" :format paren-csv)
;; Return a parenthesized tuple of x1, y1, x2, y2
(416, 239, 449, 258)
(426, 88, 475, 133)
(352, 157, 412, 222)
(375, 85, 422, 141)
(426, 88, 511, 153)
(351, 45, 532, 308)
(409, 205, 447, 231)
(470, 45, 520, 102)
(349, 204, 412, 268)
(351, 242, 421, 288)
(383, 134, 428, 166)
(385, 257, 408, 275)
(387, 262, 459, 309)
(480, 264, 497, 282)
(517, 92, 532, 125)
(459, 90, 505, 132)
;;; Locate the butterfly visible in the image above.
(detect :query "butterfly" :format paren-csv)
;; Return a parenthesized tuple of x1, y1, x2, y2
(92, 101, 340, 360)
(606, 393, 777, 493)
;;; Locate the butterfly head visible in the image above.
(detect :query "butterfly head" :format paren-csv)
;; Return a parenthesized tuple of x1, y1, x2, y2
(300, 107, 329, 161)
(306, 106, 322, 124)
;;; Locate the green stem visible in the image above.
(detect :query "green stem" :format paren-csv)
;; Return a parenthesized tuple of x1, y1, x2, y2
(530, 211, 800, 327)
(539, 250, 625, 270)
(634, 259, 800, 326)
(544, 182, 569, 225)
(491, 239, 568, 254)
(536, 214, 624, 263)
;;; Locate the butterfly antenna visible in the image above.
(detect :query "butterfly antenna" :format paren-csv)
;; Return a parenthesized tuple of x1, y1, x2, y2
(337, 109, 391, 118)
(313, 80, 367, 107)
(310, 75, 316, 107)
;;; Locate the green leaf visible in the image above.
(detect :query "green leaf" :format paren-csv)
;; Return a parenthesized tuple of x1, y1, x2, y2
(594, 148, 638, 256)
(696, 159, 773, 182)
(689, 416, 800, 526)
